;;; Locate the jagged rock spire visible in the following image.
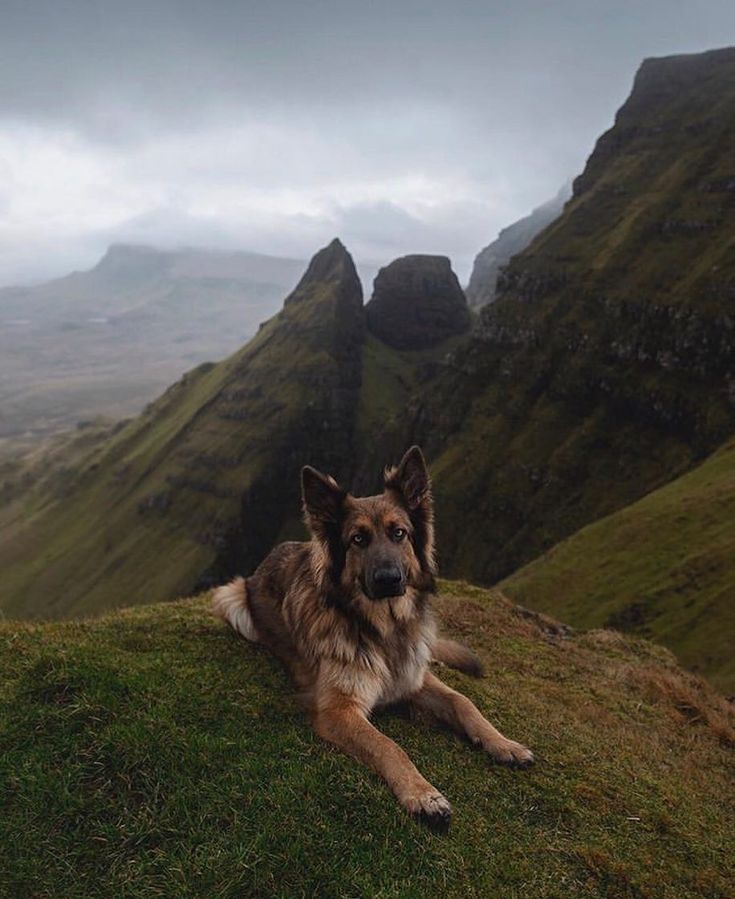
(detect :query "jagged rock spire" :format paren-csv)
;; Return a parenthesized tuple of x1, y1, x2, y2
(284, 238, 363, 308)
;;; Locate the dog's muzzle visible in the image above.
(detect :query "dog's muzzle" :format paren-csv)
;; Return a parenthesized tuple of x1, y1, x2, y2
(368, 565, 406, 599)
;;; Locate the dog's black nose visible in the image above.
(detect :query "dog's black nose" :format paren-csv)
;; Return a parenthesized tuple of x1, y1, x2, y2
(374, 566, 402, 586)
(371, 566, 404, 597)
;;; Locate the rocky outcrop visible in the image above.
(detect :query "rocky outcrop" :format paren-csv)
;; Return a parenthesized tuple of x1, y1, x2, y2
(365, 255, 470, 349)
(465, 184, 570, 308)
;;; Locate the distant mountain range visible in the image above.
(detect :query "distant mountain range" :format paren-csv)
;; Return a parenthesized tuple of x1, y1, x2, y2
(0, 244, 306, 440)
(2, 47, 735, 691)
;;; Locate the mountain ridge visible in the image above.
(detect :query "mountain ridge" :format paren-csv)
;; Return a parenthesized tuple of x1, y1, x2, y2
(465, 182, 571, 308)
(2, 48, 735, 695)
(0, 242, 474, 617)
(0, 243, 308, 440)
(408, 45, 735, 586)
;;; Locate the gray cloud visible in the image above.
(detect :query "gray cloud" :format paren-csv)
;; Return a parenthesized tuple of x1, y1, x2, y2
(1, 0, 734, 285)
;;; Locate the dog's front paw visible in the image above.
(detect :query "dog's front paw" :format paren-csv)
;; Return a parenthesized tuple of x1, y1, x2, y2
(403, 789, 452, 829)
(486, 739, 535, 768)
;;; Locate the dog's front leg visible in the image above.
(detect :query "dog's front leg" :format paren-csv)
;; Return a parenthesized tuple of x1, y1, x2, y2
(312, 692, 451, 827)
(412, 671, 534, 767)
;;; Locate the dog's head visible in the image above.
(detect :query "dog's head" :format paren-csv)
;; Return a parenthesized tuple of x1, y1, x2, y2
(302, 446, 436, 604)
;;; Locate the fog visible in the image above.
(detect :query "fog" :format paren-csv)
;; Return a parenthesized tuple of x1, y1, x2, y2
(2, 0, 734, 285)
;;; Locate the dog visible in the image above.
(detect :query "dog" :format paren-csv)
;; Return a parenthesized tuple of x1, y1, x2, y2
(213, 446, 533, 826)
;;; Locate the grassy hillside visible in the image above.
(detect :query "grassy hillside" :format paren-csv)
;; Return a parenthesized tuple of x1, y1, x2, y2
(1, 581, 733, 898)
(0, 242, 466, 621)
(0, 239, 366, 618)
(417, 48, 735, 585)
(501, 436, 735, 693)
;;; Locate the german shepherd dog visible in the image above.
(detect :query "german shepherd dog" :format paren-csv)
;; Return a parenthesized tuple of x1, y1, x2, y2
(213, 446, 533, 826)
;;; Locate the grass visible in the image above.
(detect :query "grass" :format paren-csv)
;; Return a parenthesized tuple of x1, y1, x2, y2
(0, 580, 733, 898)
(501, 436, 735, 693)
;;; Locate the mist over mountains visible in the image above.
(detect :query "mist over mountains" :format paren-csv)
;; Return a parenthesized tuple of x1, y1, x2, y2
(466, 183, 572, 308)
(0, 244, 306, 440)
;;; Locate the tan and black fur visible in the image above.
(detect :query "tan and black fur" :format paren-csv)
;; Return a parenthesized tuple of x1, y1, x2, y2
(213, 446, 533, 826)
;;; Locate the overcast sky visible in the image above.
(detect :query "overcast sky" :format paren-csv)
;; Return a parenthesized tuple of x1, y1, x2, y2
(1, 0, 734, 286)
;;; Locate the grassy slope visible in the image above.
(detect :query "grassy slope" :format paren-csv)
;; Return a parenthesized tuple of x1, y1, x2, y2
(501, 436, 735, 693)
(0, 303, 459, 622)
(0, 243, 363, 619)
(420, 48, 735, 585)
(1, 581, 732, 898)
(0, 355, 236, 618)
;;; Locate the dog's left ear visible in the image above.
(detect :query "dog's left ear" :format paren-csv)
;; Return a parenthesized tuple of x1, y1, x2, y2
(385, 446, 436, 587)
(384, 445, 431, 511)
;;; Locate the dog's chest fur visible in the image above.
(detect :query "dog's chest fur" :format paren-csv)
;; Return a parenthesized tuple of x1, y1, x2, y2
(284, 583, 436, 712)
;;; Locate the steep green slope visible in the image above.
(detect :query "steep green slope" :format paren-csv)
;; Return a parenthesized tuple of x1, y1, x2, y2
(0, 240, 365, 617)
(0, 242, 464, 620)
(415, 47, 735, 584)
(1, 582, 732, 898)
(501, 436, 735, 692)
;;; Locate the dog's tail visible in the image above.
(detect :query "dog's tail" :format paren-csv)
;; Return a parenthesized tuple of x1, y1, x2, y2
(212, 577, 260, 642)
(432, 638, 484, 678)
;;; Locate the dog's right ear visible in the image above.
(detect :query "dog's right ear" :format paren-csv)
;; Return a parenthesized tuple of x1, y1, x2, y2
(301, 466, 346, 531)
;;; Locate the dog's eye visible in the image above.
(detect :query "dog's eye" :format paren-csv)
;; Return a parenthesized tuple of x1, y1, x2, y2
(351, 533, 366, 546)
(392, 528, 406, 542)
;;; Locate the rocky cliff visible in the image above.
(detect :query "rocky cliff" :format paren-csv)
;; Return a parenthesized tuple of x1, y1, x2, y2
(414, 46, 735, 584)
(465, 183, 571, 308)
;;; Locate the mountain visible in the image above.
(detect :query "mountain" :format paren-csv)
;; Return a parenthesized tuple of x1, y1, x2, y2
(408, 46, 735, 586)
(1, 581, 732, 898)
(0, 243, 307, 326)
(465, 183, 571, 308)
(0, 244, 306, 440)
(502, 435, 735, 692)
(0, 241, 470, 618)
(0, 239, 365, 616)
(2, 48, 735, 693)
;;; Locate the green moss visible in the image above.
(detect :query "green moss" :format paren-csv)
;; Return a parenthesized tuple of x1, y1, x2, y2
(356, 334, 463, 442)
(0, 581, 732, 898)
